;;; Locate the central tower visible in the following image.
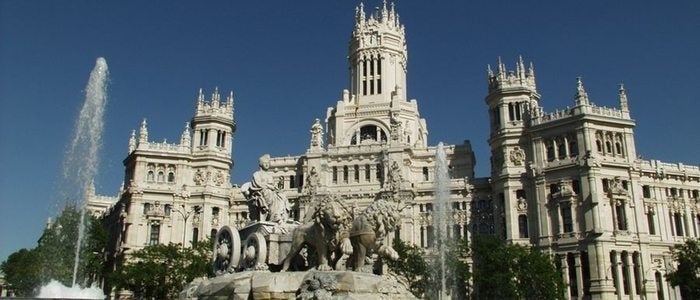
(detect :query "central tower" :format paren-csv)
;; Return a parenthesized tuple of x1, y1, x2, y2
(349, 1, 407, 105)
(327, 1, 426, 148)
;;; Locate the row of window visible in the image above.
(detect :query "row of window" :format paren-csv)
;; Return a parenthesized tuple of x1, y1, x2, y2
(350, 125, 388, 145)
(148, 223, 218, 246)
(197, 129, 227, 148)
(595, 130, 625, 157)
(544, 134, 579, 161)
(331, 164, 383, 184)
(360, 57, 382, 96)
(642, 185, 700, 199)
(491, 101, 527, 129)
(146, 164, 176, 183)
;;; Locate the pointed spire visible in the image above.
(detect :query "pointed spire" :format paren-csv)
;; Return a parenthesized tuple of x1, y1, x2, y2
(381, 0, 388, 20)
(618, 83, 629, 112)
(138, 118, 148, 144)
(575, 77, 590, 105)
(180, 122, 191, 146)
(528, 62, 535, 77)
(128, 129, 137, 153)
(197, 88, 204, 103)
(487, 64, 494, 77)
(212, 87, 220, 107)
(517, 55, 525, 79)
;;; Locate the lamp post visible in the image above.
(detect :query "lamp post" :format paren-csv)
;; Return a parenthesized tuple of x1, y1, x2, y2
(172, 204, 200, 248)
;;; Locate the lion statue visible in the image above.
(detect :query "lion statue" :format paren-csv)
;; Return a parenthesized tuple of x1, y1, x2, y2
(348, 199, 401, 272)
(281, 195, 353, 271)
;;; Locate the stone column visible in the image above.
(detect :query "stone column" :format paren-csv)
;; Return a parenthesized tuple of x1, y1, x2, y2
(613, 252, 623, 299)
(625, 253, 635, 298)
(561, 255, 571, 298)
(575, 252, 584, 298)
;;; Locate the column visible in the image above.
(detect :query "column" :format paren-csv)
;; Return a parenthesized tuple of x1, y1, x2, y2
(625, 253, 636, 298)
(575, 253, 585, 298)
(613, 252, 623, 298)
(561, 255, 571, 298)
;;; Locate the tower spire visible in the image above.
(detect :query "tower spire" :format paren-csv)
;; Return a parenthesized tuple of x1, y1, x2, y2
(575, 77, 590, 105)
(138, 118, 148, 144)
(128, 129, 136, 153)
(618, 83, 629, 112)
(180, 122, 191, 146)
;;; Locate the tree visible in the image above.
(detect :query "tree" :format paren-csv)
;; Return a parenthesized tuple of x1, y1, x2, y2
(0, 248, 42, 296)
(387, 239, 429, 297)
(0, 204, 108, 296)
(111, 239, 213, 299)
(471, 236, 565, 300)
(665, 238, 700, 299)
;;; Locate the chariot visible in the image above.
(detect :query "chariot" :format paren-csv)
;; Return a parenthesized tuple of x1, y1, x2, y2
(212, 221, 299, 274)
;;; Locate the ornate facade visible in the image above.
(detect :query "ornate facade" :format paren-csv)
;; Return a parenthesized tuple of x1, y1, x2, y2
(94, 2, 700, 299)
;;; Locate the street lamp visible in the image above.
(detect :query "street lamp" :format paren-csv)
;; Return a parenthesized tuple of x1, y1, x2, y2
(172, 204, 200, 248)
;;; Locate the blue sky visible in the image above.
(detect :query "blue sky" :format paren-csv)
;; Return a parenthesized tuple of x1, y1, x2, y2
(1, 1, 699, 262)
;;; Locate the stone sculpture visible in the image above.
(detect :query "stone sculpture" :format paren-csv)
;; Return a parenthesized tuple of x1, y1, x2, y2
(281, 195, 353, 271)
(241, 154, 293, 223)
(349, 198, 401, 272)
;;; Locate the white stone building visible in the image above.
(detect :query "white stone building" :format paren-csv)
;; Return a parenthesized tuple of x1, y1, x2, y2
(95, 2, 700, 299)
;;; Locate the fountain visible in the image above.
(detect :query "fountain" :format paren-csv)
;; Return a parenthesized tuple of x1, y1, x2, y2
(434, 142, 450, 299)
(45, 57, 109, 297)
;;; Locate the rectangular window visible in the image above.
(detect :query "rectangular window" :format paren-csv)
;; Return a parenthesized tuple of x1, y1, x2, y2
(289, 175, 296, 188)
(516, 189, 526, 199)
(343, 166, 349, 183)
(149, 224, 160, 246)
(354, 165, 359, 182)
(423, 167, 429, 181)
(518, 214, 529, 238)
(562, 206, 573, 233)
(674, 213, 684, 236)
(602, 179, 610, 192)
(572, 180, 581, 194)
(376, 164, 383, 182)
(192, 228, 199, 242)
(647, 213, 656, 235)
(616, 205, 628, 230)
(377, 79, 381, 94)
(212, 207, 220, 216)
(642, 185, 651, 198)
(365, 164, 371, 182)
(332, 167, 338, 184)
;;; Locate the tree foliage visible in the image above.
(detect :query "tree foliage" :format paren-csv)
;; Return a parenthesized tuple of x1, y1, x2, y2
(665, 238, 700, 299)
(111, 239, 213, 300)
(1, 248, 43, 296)
(387, 238, 429, 297)
(471, 236, 565, 300)
(0, 204, 107, 296)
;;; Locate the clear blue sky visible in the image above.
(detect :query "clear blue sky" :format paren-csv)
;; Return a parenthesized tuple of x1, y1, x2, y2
(1, 1, 699, 262)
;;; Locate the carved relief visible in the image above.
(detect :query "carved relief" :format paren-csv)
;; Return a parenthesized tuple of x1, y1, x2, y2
(214, 170, 225, 186)
(509, 147, 525, 166)
(194, 168, 206, 185)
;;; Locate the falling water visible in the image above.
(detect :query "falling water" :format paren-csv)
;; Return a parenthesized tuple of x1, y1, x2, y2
(434, 142, 450, 299)
(59, 57, 109, 287)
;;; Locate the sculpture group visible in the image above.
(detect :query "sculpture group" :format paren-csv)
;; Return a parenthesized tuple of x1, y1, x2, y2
(213, 154, 403, 275)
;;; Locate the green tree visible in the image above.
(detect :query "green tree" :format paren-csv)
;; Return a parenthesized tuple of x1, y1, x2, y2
(471, 236, 565, 300)
(387, 239, 429, 297)
(0, 248, 43, 296)
(665, 238, 700, 299)
(112, 239, 213, 299)
(0, 204, 108, 296)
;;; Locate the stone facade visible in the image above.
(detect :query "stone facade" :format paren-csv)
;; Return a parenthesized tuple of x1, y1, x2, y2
(93, 2, 700, 300)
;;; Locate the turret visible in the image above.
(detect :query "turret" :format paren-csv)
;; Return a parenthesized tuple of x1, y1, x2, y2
(485, 56, 540, 135)
(191, 88, 236, 159)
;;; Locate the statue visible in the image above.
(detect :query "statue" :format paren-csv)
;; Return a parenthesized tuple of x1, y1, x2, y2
(385, 161, 403, 192)
(348, 199, 400, 272)
(310, 118, 324, 149)
(281, 195, 353, 271)
(303, 166, 320, 195)
(242, 154, 293, 223)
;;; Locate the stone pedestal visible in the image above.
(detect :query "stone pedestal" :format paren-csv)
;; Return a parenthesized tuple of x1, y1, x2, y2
(180, 270, 417, 300)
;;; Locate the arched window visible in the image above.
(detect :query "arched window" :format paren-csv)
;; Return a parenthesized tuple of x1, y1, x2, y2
(157, 172, 165, 182)
(605, 141, 612, 154)
(615, 142, 622, 155)
(596, 140, 603, 152)
(147, 171, 155, 182)
(143, 203, 151, 214)
(168, 172, 175, 182)
(164, 204, 171, 216)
